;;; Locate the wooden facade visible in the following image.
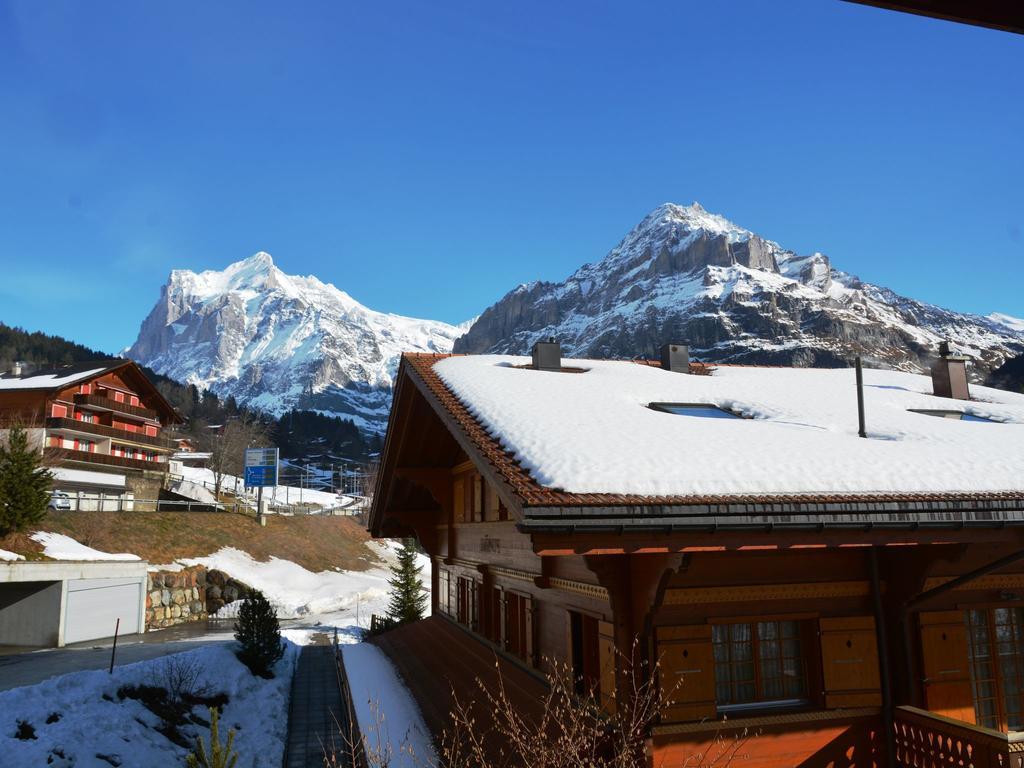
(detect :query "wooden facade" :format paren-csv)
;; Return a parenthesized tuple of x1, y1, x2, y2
(0, 361, 182, 488)
(370, 353, 1024, 767)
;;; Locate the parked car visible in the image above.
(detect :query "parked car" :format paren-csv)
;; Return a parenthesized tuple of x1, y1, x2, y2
(48, 491, 72, 511)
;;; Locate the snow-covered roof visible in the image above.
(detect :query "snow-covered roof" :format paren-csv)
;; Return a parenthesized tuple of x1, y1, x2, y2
(0, 365, 112, 391)
(432, 355, 1024, 500)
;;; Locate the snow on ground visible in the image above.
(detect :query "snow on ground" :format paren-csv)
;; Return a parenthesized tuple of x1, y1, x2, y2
(0, 641, 299, 768)
(0, 548, 25, 561)
(343, 643, 437, 767)
(30, 532, 140, 561)
(180, 539, 430, 622)
(435, 355, 1024, 497)
(174, 463, 356, 511)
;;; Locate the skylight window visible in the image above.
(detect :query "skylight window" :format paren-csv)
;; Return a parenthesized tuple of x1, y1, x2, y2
(908, 409, 996, 423)
(649, 403, 742, 419)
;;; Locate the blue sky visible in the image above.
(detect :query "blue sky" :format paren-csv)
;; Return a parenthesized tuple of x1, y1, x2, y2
(0, 0, 1021, 353)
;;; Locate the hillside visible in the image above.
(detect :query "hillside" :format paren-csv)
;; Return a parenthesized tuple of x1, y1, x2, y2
(0, 511, 377, 573)
(454, 203, 1024, 376)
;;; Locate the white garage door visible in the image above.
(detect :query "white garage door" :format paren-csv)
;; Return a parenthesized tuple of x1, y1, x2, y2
(64, 578, 142, 644)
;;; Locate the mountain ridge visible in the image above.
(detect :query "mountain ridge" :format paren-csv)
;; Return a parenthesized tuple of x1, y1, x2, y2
(129, 253, 465, 432)
(454, 202, 1024, 375)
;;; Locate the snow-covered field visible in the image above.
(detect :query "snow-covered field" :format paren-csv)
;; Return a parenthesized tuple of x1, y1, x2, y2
(174, 463, 358, 512)
(0, 642, 299, 768)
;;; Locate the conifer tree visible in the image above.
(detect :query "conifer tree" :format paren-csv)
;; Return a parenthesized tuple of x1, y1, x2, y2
(0, 426, 52, 536)
(386, 538, 428, 625)
(234, 589, 283, 678)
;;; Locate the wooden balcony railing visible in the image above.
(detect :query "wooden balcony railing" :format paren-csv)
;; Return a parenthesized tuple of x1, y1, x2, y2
(46, 417, 171, 450)
(74, 392, 159, 421)
(893, 706, 1024, 767)
(45, 447, 168, 473)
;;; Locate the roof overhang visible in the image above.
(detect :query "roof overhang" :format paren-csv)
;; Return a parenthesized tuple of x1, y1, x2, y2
(843, 1, 1024, 35)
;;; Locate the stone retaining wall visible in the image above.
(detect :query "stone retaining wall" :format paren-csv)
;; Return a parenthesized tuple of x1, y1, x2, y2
(206, 569, 251, 616)
(146, 566, 207, 629)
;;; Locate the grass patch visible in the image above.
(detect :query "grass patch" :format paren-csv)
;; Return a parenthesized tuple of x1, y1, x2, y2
(27, 511, 377, 572)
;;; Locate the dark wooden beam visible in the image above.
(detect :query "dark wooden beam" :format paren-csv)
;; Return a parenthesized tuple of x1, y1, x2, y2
(844, 0, 1024, 35)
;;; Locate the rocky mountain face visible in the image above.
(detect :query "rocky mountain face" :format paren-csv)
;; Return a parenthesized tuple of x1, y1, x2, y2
(128, 253, 467, 433)
(454, 203, 1024, 375)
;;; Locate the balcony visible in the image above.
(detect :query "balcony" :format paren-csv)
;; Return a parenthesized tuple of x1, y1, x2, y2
(44, 447, 167, 473)
(46, 417, 171, 450)
(73, 392, 158, 422)
(893, 706, 1024, 767)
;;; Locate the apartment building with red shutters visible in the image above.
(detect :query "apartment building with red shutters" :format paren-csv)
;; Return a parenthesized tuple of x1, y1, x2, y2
(0, 359, 182, 500)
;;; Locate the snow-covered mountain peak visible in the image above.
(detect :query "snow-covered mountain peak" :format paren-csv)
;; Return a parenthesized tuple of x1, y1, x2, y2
(129, 256, 464, 431)
(644, 201, 753, 242)
(456, 203, 1024, 375)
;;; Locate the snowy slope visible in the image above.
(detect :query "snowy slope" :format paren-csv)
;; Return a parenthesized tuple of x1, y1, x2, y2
(129, 253, 467, 432)
(454, 203, 1024, 377)
(435, 355, 1024, 497)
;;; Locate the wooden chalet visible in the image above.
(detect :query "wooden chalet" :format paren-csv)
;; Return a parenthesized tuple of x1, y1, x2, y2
(0, 359, 182, 498)
(370, 343, 1024, 767)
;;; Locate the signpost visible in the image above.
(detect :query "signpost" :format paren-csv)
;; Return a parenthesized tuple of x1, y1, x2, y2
(244, 447, 279, 524)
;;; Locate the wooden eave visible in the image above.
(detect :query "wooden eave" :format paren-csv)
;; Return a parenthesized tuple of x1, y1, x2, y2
(370, 354, 1024, 536)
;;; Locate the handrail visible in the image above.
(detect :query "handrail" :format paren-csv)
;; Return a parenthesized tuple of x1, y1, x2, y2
(46, 416, 172, 449)
(893, 705, 1024, 767)
(45, 446, 167, 472)
(74, 392, 159, 421)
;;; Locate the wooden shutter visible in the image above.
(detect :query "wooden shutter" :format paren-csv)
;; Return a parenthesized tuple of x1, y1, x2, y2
(472, 474, 483, 521)
(657, 625, 716, 722)
(819, 616, 882, 708)
(486, 482, 500, 521)
(524, 596, 535, 666)
(453, 478, 465, 522)
(598, 619, 617, 714)
(919, 610, 976, 724)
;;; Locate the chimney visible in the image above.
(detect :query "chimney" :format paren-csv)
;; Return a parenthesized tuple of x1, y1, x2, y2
(660, 343, 690, 373)
(531, 338, 562, 371)
(931, 341, 970, 400)
(11, 361, 26, 376)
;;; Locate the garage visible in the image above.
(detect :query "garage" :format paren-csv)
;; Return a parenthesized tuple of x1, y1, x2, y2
(0, 560, 148, 648)
(64, 577, 143, 644)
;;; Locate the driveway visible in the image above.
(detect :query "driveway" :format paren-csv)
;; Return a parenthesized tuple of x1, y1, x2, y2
(0, 620, 234, 692)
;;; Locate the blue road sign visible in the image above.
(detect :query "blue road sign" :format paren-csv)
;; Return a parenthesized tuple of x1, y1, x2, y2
(244, 447, 279, 487)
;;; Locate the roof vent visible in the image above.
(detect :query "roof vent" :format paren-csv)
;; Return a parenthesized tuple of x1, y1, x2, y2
(531, 338, 561, 371)
(660, 343, 690, 373)
(931, 341, 970, 400)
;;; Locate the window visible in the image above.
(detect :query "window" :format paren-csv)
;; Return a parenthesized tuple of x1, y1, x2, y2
(570, 611, 601, 695)
(438, 569, 451, 616)
(967, 608, 1024, 731)
(649, 403, 742, 419)
(909, 409, 996, 423)
(456, 576, 478, 630)
(504, 592, 532, 663)
(713, 621, 808, 709)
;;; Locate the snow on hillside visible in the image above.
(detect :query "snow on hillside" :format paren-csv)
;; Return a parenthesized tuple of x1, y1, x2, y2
(30, 532, 140, 561)
(435, 355, 1024, 497)
(129, 252, 464, 432)
(0, 642, 298, 768)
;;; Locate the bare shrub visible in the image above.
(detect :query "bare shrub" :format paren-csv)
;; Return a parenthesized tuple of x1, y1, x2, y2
(332, 645, 751, 768)
(160, 653, 209, 705)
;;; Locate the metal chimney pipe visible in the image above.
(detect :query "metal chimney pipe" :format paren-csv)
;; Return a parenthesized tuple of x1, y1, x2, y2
(660, 343, 690, 373)
(855, 356, 867, 438)
(531, 338, 562, 371)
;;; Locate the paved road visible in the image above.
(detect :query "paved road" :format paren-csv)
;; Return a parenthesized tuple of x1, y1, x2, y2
(0, 621, 235, 692)
(284, 644, 350, 767)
